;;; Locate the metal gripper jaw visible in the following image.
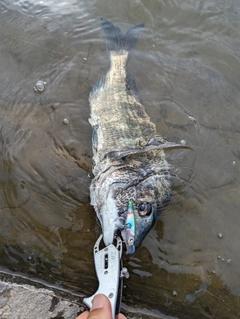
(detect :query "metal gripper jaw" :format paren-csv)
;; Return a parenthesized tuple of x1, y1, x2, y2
(83, 235, 129, 319)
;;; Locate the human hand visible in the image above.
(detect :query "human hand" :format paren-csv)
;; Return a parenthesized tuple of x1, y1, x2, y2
(76, 294, 127, 319)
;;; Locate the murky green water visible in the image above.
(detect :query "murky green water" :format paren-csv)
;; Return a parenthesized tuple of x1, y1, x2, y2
(0, 0, 240, 318)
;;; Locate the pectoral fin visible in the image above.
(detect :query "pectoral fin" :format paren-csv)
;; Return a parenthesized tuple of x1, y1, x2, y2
(106, 141, 192, 160)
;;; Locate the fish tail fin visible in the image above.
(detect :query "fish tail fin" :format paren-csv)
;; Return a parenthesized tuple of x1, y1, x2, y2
(101, 18, 144, 55)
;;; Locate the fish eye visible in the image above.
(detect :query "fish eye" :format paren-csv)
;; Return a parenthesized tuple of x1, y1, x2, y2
(138, 202, 152, 216)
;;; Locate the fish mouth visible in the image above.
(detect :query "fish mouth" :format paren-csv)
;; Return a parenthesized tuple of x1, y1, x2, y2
(102, 215, 124, 246)
(98, 184, 137, 254)
(102, 216, 136, 254)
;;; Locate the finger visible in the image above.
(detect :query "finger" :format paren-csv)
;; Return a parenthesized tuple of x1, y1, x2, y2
(76, 294, 127, 319)
(75, 310, 90, 319)
(76, 310, 127, 319)
(88, 294, 112, 319)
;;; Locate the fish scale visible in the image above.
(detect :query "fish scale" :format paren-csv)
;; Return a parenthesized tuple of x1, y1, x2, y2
(91, 86, 156, 159)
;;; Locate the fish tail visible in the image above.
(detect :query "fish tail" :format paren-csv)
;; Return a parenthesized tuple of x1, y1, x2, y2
(101, 18, 144, 55)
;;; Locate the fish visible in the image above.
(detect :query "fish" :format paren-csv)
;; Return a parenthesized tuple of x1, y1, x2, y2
(89, 19, 175, 254)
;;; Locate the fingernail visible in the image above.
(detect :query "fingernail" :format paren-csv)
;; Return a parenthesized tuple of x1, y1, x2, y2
(92, 294, 106, 310)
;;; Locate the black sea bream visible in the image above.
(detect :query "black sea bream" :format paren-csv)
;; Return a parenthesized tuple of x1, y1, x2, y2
(89, 19, 175, 254)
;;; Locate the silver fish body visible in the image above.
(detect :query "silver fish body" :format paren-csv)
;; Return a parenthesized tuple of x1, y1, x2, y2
(89, 19, 172, 254)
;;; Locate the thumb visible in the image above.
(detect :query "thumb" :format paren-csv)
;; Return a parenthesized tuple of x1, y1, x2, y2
(88, 294, 112, 319)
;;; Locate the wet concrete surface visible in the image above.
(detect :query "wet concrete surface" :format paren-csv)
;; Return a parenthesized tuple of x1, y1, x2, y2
(0, 273, 84, 319)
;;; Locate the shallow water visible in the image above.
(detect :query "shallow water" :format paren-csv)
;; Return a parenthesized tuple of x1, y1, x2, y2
(0, 0, 240, 318)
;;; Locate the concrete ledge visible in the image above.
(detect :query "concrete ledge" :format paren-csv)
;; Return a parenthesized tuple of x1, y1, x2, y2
(0, 273, 84, 319)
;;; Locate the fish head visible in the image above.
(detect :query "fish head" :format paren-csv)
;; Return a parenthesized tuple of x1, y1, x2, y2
(91, 165, 172, 254)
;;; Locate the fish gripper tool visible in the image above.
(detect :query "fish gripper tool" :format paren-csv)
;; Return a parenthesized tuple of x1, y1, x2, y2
(83, 234, 129, 319)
